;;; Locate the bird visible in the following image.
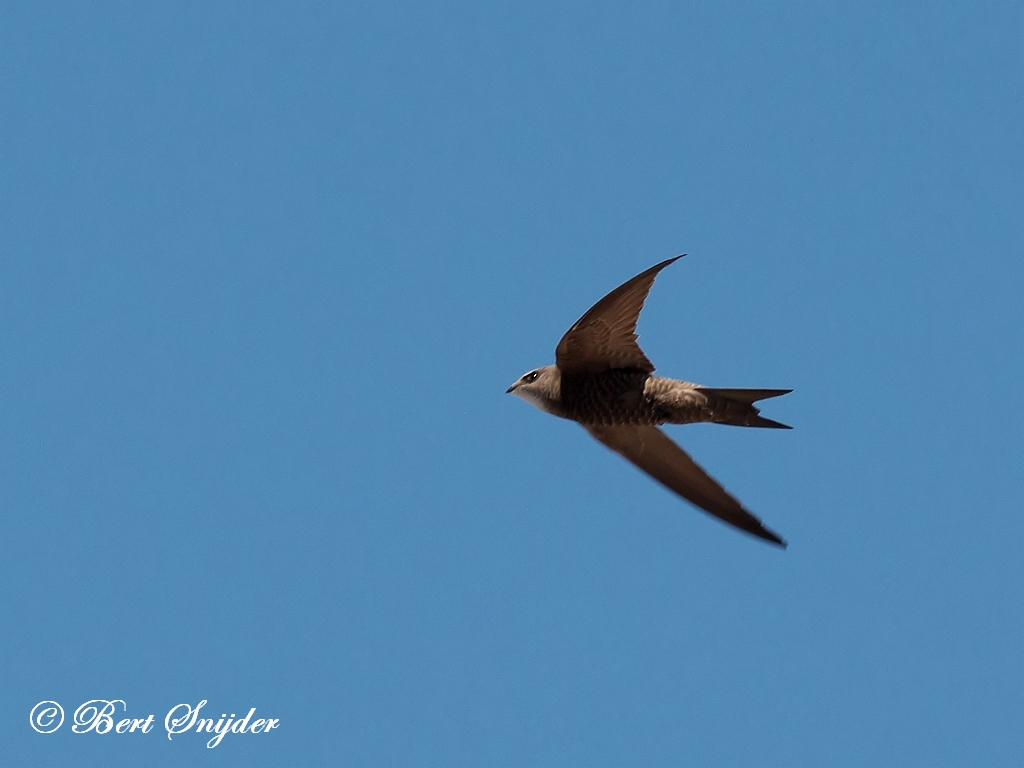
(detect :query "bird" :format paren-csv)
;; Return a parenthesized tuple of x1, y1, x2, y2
(507, 255, 790, 547)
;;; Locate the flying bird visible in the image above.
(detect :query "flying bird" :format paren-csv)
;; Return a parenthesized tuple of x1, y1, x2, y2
(507, 256, 791, 547)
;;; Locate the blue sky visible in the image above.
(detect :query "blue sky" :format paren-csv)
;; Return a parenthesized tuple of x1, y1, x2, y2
(1, 2, 1021, 765)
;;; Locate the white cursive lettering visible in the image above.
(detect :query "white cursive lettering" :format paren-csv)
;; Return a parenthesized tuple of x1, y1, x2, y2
(73, 700, 126, 734)
(29, 701, 65, 733)
(164, 699, 206, 740)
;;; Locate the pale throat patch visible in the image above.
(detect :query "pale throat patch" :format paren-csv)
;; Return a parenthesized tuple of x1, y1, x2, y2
(513, 388, 549, 411)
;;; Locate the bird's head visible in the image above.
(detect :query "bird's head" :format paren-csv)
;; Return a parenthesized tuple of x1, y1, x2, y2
(506, 365, 560, 411)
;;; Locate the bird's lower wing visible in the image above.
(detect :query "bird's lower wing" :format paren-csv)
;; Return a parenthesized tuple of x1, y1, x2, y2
(584, 424, 786, 547)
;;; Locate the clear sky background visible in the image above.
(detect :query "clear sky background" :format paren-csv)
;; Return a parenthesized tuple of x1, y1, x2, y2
(1, 2, 1022, 765)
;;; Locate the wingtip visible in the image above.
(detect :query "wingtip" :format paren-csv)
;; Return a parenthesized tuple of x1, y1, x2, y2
(748, 520, 787, 547)
(652, 254, 685, 269)
(761, 529, 788, 548)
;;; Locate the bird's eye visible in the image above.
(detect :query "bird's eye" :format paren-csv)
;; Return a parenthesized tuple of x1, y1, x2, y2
(523, 371, 540, 382)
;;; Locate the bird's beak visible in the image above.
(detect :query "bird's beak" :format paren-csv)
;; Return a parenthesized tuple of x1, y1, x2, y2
(506, 382, 517, 394)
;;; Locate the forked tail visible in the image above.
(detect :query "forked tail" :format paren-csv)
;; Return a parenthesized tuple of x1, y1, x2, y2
(694, 388, 793, 429)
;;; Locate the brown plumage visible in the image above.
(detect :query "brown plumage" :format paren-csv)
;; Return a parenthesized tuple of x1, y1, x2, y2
(508, 256, 791, 547)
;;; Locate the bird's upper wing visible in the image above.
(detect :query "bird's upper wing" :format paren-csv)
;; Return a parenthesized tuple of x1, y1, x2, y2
(555, 256, 682, 376)
(584, 424, 786, 547)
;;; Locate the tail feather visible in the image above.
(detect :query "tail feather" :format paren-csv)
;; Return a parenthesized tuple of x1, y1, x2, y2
(744, 414, 793, 430)
(697, 388, 792, 404)
(694, 387, 793, 429)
